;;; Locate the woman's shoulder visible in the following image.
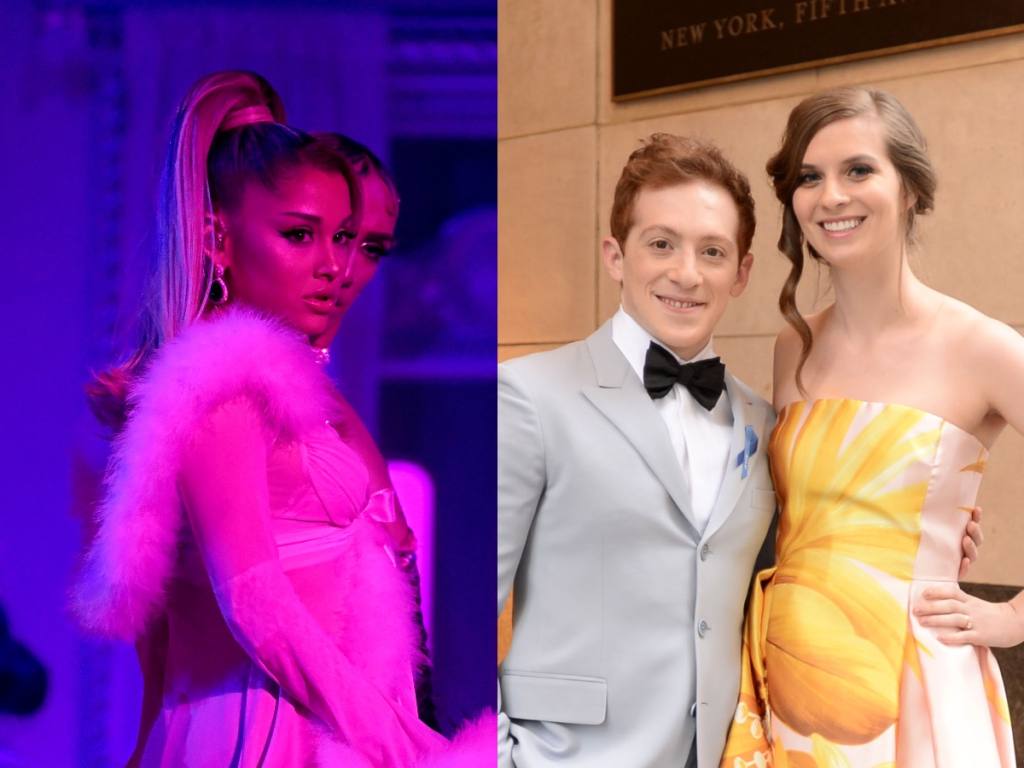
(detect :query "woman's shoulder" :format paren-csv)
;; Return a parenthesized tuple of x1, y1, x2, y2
(72, 309, 334, 640)
(772, 307, 830, 401)
(927, 292, 1024, 425)
(931, 293, 1020, 360)
(774, 307, 828, 351)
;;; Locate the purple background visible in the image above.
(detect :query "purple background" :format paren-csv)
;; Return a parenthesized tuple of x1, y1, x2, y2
(0, 1, 495, 764)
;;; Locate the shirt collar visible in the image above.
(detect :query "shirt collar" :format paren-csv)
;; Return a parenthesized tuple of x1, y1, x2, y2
(611, 305, 717, 382)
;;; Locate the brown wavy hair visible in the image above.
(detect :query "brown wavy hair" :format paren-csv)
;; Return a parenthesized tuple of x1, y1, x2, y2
(610, 133, 755, 256)
(767, 87, 936, 394)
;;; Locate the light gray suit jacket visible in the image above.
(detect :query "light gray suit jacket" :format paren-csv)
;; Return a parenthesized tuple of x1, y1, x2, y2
(498, 321, 776, 767)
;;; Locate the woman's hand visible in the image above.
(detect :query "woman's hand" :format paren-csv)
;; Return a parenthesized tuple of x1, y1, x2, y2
(915, 583, 1024, 648)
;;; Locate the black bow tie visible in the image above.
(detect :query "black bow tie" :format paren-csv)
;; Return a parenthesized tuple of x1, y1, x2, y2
(643, 342, 725, 410)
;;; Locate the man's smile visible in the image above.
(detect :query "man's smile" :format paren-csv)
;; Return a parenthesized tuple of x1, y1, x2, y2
(656, 293, 706, 312)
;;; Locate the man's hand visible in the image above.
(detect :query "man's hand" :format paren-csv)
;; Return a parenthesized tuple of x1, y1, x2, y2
(958, 506, 984, 580)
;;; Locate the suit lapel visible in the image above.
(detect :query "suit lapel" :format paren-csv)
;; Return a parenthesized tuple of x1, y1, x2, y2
(582, 322, 701, 535)
(703, 373, 766, 540)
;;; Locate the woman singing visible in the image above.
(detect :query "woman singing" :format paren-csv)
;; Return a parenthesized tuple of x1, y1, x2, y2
(74, 70, 488, 767)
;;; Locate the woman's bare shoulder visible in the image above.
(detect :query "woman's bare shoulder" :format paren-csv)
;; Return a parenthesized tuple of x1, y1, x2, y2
(935, 294, 1020, 357)
(773, 307, 830, 406)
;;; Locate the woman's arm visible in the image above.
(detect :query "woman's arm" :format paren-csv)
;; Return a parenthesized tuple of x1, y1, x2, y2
(179, 396, 445, 764)
(126, 615, 168, 768)
(917, 319, 1024, 647)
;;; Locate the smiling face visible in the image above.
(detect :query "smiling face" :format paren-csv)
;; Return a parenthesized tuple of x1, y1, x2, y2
(603, 180, 753, 359)
(216, 164, 356, 340)
(793, 115, 913, 267)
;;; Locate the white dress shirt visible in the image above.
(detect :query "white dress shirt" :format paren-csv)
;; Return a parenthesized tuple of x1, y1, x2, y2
(611, 307, 733, 533)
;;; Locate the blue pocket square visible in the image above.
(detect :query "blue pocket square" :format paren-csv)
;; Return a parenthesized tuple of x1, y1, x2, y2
(735, 425, 759, 479)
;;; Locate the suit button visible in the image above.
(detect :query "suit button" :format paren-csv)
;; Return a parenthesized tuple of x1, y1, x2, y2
(690, 702, 697, 717)
(700, 543, 710, 561)
(698, 619, 710, 637)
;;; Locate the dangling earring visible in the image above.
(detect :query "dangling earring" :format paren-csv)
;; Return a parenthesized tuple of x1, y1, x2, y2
(210, 263, 229, 305)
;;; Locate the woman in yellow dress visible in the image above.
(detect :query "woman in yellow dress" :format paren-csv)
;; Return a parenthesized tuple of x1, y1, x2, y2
(722, 87, 1020, 767)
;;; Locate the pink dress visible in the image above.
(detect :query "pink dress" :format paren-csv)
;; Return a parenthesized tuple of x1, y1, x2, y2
(722, 399, 1015, 767)
(141, 420, 427, 765)
(72, 309, 490, 767)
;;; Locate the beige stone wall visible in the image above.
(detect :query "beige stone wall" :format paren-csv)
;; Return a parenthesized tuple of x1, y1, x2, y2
(498, 0, 1024, 597)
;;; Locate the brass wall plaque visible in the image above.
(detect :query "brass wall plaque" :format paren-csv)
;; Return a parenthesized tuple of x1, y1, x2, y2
(613, 0, 1024, 100)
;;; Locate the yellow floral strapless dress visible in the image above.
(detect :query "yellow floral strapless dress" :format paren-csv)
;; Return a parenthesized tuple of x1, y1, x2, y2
(722, 398, 1015, 768)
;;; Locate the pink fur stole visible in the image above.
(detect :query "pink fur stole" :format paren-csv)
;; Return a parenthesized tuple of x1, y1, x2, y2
(71, 307, 336, 640)
(315, 712, 496, 767)
(412, 713, 496, 768)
